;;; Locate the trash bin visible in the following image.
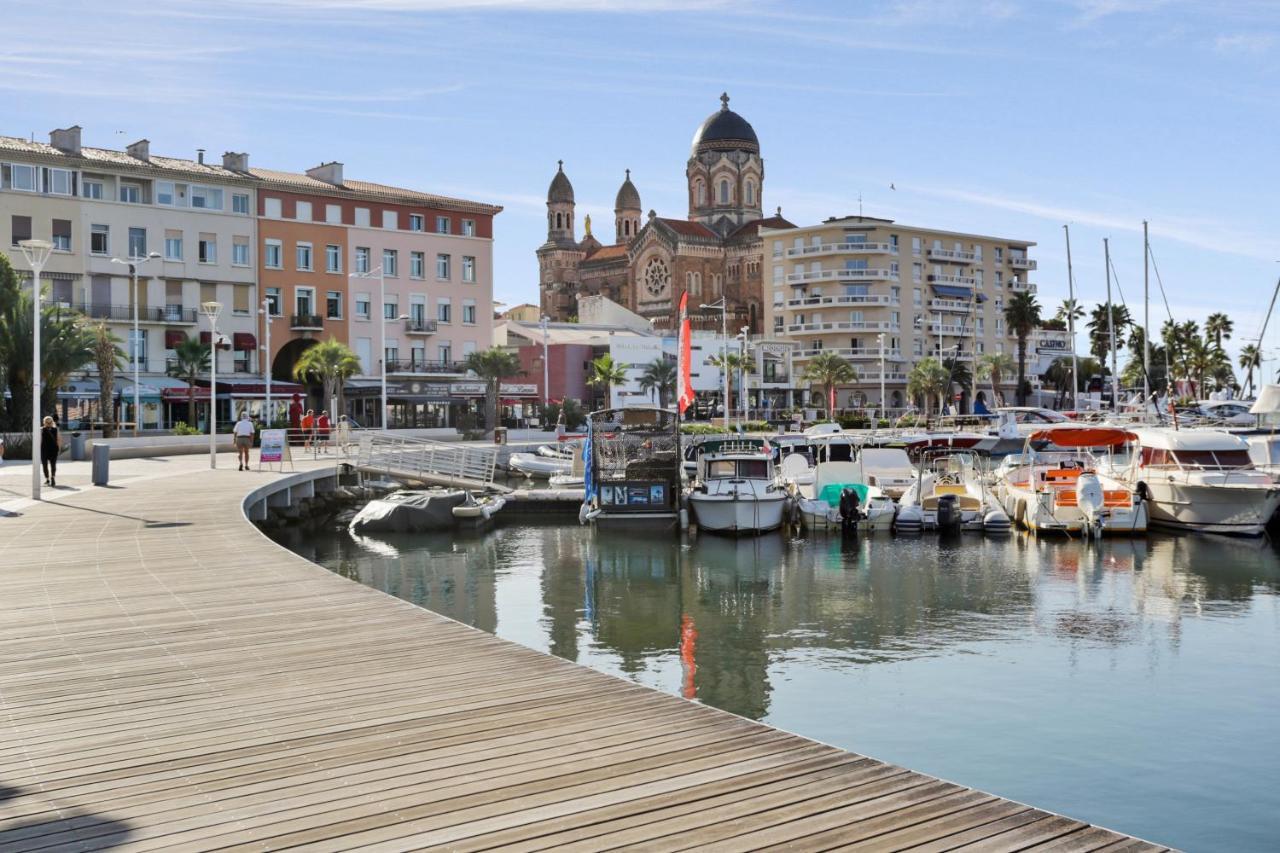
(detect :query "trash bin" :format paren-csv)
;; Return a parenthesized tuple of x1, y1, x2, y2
(91, 443, 110, 486)
(70, 432, 86, 461)
(493, 427, 507, 445)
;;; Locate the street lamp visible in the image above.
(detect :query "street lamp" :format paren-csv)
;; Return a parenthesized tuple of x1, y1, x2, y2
(877, 332, 886, 425)
(738, 326, 750, 427)
(350, 266, 388, 430)
(258, 299, 272, 424)
(202, 301, 222, 469)
(700, 298, 728, 425)
(539, 315, 551, 409)
(111, 252, 161, 436)
(18, 239, 53, 500)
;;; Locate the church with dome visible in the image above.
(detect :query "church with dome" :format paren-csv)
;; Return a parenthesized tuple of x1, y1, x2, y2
(536, 93, 795, 332)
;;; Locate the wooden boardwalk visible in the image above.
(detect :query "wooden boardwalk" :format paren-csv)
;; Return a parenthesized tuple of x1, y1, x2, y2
(0, 456, 1169, 851)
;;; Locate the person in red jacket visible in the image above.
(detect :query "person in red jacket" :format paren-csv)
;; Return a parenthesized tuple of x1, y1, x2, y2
(317, 411, 332, 454)
(288, 394, 303, 445)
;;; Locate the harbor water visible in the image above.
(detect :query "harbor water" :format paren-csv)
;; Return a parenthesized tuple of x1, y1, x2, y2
(269, 519, 1280, 851)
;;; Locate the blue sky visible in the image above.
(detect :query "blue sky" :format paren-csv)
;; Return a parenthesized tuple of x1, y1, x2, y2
(5, 0, 1278, 373)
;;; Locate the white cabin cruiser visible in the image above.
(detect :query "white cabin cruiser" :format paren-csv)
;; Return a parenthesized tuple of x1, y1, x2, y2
(1105, 427, 1280, 536)
(688, 439, 789, 535)
(790, 460, 896, 533)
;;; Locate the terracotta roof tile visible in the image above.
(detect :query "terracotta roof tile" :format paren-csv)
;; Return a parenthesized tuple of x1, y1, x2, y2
(657, 218, 719, 239)
(0, 136, 249, 181)
(249, 168, 502, 214)
(584, 244, 629, 262)
(730, 215, 797, 239)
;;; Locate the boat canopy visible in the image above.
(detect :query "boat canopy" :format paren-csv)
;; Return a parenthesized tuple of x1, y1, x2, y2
(1029, 425, 1135, 447)
(1130, 427, 1250, 451)
(1250, 384, 1280, 414)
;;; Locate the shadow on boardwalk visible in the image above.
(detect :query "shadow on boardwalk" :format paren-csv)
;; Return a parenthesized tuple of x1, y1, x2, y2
(0, 781, 134, 851)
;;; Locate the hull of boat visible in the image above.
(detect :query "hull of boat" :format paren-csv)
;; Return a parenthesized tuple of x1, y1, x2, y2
(1141, 481, 1280, 536)
(795, 498, 894, 532)
(690, 492, 788, 534)
(1001, 485, 1148, 535)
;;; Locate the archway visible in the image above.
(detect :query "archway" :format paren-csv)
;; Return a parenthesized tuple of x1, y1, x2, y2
(272, 337, 317, 385)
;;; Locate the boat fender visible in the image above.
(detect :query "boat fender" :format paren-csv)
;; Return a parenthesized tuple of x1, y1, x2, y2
(1135, 481, 1150, 504)
(578, 503, 590, 525)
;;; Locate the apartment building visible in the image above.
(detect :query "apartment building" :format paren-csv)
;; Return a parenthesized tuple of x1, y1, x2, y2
(761, 215, 1038, 411)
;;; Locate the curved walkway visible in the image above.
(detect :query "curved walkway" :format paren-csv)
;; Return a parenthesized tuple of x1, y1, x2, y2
(0, 455, 1167, 851)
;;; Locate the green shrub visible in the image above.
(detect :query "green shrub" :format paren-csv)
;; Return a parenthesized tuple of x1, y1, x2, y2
(172, 422, 202, 436)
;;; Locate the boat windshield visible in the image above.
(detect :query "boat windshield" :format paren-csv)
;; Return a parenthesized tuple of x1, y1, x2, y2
(1142, 447, 1253, 469)
(707, 459, 771, 479)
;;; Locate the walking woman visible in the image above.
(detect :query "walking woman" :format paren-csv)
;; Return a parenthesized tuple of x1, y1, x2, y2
(41, 416, 61, 487)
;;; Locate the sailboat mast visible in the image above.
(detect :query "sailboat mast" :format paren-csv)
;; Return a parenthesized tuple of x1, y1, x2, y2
(1143, 220, 1151, 412)
(1063, 224, 1079, 410)
(1253, 275, 1280, 397)
(1104, 238, 1119, 410)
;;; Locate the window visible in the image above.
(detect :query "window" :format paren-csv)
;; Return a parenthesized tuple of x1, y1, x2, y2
(436, 253, 450, 280)
(973, 244, 982, 261)
(165, 230, 183, 260)
(190, 185, 223, 210)
(912, 263, 922, 283)
(911, 236, 921, 256)
(82, 180, 103, 199)
(772, 242, 782, 258)
(326, 291, 342, 319)
(437, 298, 451, 323)
(435, 216, 450, 234)
(461, 219, 475, 237)
(410, 251, 425, 279)
(43, 168, 73, 195)
(128, 227, 147, 258)
(383, 249, 398, 277)
(462, 300, 476, 324)
(439, 343, 452, 364)
(199, 234, 217, 264)
(232, 193, 250, 214)
(264, 239, 283, 269)
(326, 244, 341, 273)
(382, 210, 397, 229)
(296, 242, 313, 271)
(384, 299, 398, 320)
(264, 197, 282, 218)
(745, 179, 755, 206)
(695, 181, 705, 205)
(355, 294, 371, 319)
(355, 246, 370, 274)
(295, 200, 312, 221)
(890, 234, 899, 251)
(385, 340, 399, 365)
(462, 256, 475, 282)
(354, 207, 370, 227)
(295, 287, 315, 316)
(410, 299, 427, 323)
(719, 180, 729, 204)
(90, 224, 109, 255)
(8, 163, 37, 192)
(409, 214, 424, 232)
(994, 247, 1004, 262)
(975, 269, 984, 287)
(120, 184, 141, 204)
(156, 181, 175, 206)
(127, 329, 147, 368)
(772, 265, 783, 284)
(232, 237, 250, 266)
(51, 219, 71, 251)
(913, 287, 922, 306)
(265, 287, 282, 316)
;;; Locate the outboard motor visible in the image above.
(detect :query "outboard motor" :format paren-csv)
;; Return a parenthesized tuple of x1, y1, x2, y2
(838, 487, 864, 533)
(1076, 472, 1106, 538)
(935, 493, 963, 536)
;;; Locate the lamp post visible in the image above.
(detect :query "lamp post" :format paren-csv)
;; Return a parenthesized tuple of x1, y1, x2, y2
(700, 298, 728, 425)
(202, 301, 222, 469)
(539, 314, 550, 408)
(111, 252, 160, 436)
(18, 239, 53, 500)
(877, 332, 886, 424)
(350, 266, 388, 430)
(738, 325, 750, 427)
(258, 299, 272, 424)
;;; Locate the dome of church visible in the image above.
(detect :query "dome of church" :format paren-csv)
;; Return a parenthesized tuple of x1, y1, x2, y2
(547, 160, 574, 203)
(691, 93, 759, 155)
(614, 169, 641, 210)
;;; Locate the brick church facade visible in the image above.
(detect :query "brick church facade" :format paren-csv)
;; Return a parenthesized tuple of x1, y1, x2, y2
(536, 94, 794, 333)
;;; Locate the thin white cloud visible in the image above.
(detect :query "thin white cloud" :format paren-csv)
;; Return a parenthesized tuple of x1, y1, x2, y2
(1213, 32, 1275, 55)
(1070, 0, 1173, 25)
(244, 0, 734, 10)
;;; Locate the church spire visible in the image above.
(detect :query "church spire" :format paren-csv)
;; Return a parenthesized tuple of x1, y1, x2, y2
(546, 160, 575, 241)
(614, 168, 641, 243)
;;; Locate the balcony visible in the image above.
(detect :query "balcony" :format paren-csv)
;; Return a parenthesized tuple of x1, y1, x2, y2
(796, 347, 904, 361)
(786, 320, 899, 334)
(856, 370, 909, 383)
(385, 359, 468, 375)
(291, 314, 324, 330)
(785, 241, 896, 259)
(405, 318, 438, 335)
(1007, 280, 1037, 293)
(929, 298, 974, 313)
(926, 247, 977, 264)
(928, 273, 976, 286)
(786, 268, 898, 285)
(73, 303, 199, 324)
(1008, 256, 1037, 271)
(927, 322, 969, 335)
(785, 294, 897, 309)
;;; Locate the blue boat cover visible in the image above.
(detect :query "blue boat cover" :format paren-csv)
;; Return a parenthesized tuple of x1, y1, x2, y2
(817, 482, 871, 507)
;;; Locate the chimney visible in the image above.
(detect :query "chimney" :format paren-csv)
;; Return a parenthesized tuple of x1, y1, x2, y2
(305, 161, 343, 186)
(221, 151, 249, 172)
(126, 139, 150, 161)
(197, 148, 205, 165)
(49, 126, 81, 155)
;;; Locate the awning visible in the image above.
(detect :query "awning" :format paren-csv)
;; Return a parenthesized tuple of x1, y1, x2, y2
(199, 332, 231, 349)
(58, 379, 101, 399)
(931, 284, 978, 300)
(233, 333, 256, 351)
(121, 375, 191, 400)
(163, 387, 207, 402)
(191, 377, 305, 396)
(165, 330, 187, 348)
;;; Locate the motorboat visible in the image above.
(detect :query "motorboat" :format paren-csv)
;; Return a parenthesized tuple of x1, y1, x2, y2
(548, 440, 586, 487)
(536, 443, 576, 459)
(1102, 427, 1278, 536)
(996, 426, 1146, 537)
(452, 493, 507, 527)
(897, 448, 1010, 534)
(790, 459, 896, 533)
(854, 447, 917, 499)
(508, 451, 571, 479)
(688, 439, 789, 535)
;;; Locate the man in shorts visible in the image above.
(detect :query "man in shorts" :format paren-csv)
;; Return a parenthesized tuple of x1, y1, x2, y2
(233, 410, 255, 470)
(301, 409, 315, 451)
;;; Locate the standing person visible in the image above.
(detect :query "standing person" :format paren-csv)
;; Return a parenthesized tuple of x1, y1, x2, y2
(301, 409, 315, 451)
(40, 416, 60, 487)
(233, 410, 255, 471)
(317, 411, 332, 454)
(288, 393, 303, 445)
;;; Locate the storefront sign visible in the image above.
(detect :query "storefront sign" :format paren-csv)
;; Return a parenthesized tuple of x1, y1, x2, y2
(450, 382, 486, 397)
(500, 383, 538, 396)
(260, 429, 288, 463)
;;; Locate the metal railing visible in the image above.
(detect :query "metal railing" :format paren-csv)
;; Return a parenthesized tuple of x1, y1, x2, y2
(291, 314, 324, 329)
(926, 247, 977, 263)
(928, 273, 976, 286)
(1008, 256, 1037, 270)
(405, 318, 438, 334)
(785, 294, 897, 309)
(787, 268, 898, 285)
(352, 431, 498, 488)
(72, 303, 200, 323)
(384, 359, 468, 374)
(786, 241, 897, 258)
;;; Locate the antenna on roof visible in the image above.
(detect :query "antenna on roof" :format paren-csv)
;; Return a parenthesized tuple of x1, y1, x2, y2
(858, 192, 863, 218)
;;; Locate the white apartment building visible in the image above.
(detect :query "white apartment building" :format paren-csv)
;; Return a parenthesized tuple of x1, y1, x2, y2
(762, 215, 1039, 412)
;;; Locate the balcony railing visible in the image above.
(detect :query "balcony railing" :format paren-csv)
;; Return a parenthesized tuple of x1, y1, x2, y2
(796, 348, 903, 361)
(928, 273, 976, 286)
(785, 241, 897, 259)
(163, 357, 257, 375)
(928, 323, 969, 335)
(1007, 280, 1037, 292)
(926, 247, 977, 263)
(1008, 256, 1037, 270)
(291, 314, 324, 330)
(405, 318, 438, 335)
(929, 298, 974, 312)
(786, 268, 898, 285)
(785, 294, 897, 309)
(786, 320, 900, 334)
(385, 359, 468, 375)
(72, 303, 199, 324)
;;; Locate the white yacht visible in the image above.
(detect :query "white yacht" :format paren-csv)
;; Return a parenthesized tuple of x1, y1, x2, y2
(688, 440, 789, 535)
(897, 449, 1010, 534)
(1106, 427, 1280, 536)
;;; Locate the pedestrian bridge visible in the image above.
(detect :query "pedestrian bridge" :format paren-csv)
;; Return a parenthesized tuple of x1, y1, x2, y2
(348, 431, 508, 492)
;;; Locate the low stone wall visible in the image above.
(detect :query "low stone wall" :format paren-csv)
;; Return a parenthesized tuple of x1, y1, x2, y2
(90, 434, 236, 459)
(242, 466, 365, 530)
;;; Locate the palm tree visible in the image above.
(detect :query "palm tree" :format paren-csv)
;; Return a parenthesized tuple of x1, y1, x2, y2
(1055, 298, 1085, 328)
(167, 337, 210, 427)
(708, 351, 748, 420)
(92, 322, 125, 436)
(1205, 312, 1233, 351)
(463, 347, 522, 434)
(907, 357, 950, 418)
(940, 354, 972, 409)
(587, 353, 628, 409)
(800, 351, 857, 419)
(976, 352, 1014, 408)
(293, 339, 363, 420)
(637, 357, 676, 408)
(1003, 292, 1041, 405)
(1086, 302, 1132, 362)
(0, 285, 96, 430)
(1239, 344, 1261, 397)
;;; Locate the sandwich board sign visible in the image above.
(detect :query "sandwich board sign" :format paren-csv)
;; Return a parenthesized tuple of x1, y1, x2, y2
(258, 428, 292, 471)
